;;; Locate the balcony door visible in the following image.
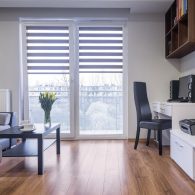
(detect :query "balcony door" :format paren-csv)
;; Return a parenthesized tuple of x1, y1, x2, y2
(78, 25, 125, 138)
(21, 20, 127, 139)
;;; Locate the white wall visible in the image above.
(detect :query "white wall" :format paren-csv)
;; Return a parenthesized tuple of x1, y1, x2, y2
(0, 8, 181, 138)
(180, 51, 195, 76)
(127, 14, 180, 138)
(0, 21, 20, 113)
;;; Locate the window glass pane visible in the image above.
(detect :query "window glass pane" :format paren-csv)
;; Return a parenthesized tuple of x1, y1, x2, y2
(79, 26, 123, 135)
(28, 74, 70, 133)
(79, 73, 123, 134)
(25, 24, 71, 134)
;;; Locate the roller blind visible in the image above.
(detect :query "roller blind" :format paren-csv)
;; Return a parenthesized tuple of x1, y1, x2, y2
(26, 25, 123, 74)
(26, 25, 70, 74)
(79, 26, 123, 73)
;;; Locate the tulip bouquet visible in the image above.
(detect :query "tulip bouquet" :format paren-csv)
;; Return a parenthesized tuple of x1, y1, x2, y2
(39, 92, 57, 127)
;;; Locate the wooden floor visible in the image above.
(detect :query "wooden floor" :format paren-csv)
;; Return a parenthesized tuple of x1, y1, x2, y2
(0, 140, 195, 195)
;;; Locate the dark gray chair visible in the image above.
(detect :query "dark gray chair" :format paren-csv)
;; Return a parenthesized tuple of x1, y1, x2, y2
(133, 82, 172, 155)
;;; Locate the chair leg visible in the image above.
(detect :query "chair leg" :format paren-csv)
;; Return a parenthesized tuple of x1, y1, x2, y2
(146, 129, 151, 146)
(158, 130, 162, 156)
(134, 126, 140, 150)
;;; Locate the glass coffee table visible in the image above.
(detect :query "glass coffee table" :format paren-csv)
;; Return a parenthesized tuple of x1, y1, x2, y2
(0, 123, 60, 175)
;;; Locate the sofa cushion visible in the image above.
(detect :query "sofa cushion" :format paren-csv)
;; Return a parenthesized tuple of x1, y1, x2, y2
(0, 125, 10, 131)
(0, 138, 10, 150)
(0, 113, 11, 125)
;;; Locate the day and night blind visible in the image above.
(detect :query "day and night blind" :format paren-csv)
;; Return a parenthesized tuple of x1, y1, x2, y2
(26, 25, 70, 74)
(26, 25, 123, 74)
(79, 26, 123, 73)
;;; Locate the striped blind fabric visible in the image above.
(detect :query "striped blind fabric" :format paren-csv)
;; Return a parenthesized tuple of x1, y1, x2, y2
(26, 25, 123, 74)
(79, 26, 123, 73)
(26, 25, 70, 74)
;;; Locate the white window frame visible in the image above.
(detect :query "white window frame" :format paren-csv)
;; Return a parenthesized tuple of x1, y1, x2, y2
(20, 20, 76, 138)
(20, 19, 128, 139)
(75, 21, 128, 139)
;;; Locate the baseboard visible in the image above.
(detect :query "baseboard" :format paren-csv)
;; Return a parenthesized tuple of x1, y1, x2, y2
(128, 138, 155, 143)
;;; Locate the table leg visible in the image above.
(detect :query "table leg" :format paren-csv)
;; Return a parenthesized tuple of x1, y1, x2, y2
(56, 127, 60, 154)
(38, 136, 44, 175)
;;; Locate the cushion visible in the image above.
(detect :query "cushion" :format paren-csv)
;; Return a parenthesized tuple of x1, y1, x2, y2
(0, 113, 11, 125)
(139, 119, 172, 130)
(0, 125, 10, 131)
(0, 139, 10, 150)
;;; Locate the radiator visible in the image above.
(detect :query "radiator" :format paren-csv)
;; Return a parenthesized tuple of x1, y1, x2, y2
(0, 89, 11, 112)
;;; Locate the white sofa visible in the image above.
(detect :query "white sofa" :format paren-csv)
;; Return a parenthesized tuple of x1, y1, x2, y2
(0, 112, 17, 150)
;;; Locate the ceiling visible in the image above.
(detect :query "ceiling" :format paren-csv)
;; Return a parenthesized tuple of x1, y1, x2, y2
(0, 0, 174, 13)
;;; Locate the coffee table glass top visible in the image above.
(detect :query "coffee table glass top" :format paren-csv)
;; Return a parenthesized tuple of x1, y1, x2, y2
(0, 123, 60, 136)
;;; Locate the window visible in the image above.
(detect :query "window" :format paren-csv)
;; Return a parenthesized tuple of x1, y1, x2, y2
(21, 20, 127, 138)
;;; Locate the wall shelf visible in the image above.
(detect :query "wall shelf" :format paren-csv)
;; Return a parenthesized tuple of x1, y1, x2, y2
(165, 0, 195, 58)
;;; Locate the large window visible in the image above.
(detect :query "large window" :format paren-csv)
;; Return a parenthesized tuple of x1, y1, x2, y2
(22, 21, 127, 138)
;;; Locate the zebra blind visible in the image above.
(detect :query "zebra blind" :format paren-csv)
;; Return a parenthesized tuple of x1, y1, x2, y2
(26, 25, 70, 74)
(79, 26, 123, 73)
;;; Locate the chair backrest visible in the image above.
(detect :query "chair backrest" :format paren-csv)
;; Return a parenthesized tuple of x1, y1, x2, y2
(133, 82, 152, 122)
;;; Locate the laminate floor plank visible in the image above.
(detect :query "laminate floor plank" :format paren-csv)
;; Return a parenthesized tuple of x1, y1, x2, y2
(66, 141, 98, 195)
(118, 141, 140, 195)
(0, 140, 195, 195)
(102, 141, 122, 195)
(85, 141, 108, 195)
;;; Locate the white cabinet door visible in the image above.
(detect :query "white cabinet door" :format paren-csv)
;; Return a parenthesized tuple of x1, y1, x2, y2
(171, 134, 194, 179)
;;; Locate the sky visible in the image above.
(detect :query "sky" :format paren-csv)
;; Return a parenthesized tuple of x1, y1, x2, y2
(28, 73, 122, 87)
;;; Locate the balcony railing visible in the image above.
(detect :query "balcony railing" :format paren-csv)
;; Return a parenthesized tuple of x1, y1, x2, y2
(29, 89, 123, 134)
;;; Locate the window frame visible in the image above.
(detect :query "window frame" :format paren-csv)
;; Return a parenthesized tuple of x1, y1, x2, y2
(20, 20, 76, 138)
(20, 19, 128, 139)
(75, 21, 128, 139)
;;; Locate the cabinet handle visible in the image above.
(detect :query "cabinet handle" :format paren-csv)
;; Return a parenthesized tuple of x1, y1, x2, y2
(174, 141, 184, 148)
